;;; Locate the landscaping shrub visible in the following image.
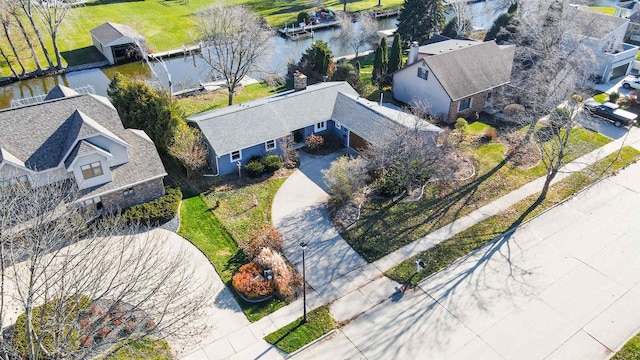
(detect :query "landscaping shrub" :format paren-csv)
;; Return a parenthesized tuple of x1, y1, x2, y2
(246, 226, 284, 258)
(454, 118, 468, 141)
(232, 263, 274, 299)
(503, 103, 525, 118)
(121, 187, 181, 226)
(481, 127, 498, 142)
(245, 160, 266, 178)
(374, 171, 404, 196)
(609, 91, 621, 103)
(262, 155, 283, 173)
(322, 156, 370, 204)
(305, 134, 324, 150)
(13, 295, 92, 359)
(254, 248, 298, 301)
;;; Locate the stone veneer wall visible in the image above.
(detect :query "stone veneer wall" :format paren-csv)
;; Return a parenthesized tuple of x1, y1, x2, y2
(101, 178, 165, 210)
(447, 91, 488, 123)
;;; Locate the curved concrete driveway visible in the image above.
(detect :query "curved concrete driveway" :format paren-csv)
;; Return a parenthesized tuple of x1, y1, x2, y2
(272, 150, 374, 300)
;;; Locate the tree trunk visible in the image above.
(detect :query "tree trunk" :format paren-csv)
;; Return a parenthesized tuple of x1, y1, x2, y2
(12, 15, 43, 73)
(1, 21, 26, 76)
(51, 30, 63, 69)
(343, 0, 347, 13)
(0, 47, 18, 78)
(25, 13, 54, 71)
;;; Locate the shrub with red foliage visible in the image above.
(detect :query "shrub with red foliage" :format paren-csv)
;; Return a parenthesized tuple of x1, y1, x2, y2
(145, 319, 155, 330)
(79, 317, 91, 329)
(232, 262, 274, 299)
(246, 226, 283, 258)
(305, 134, 324, 150)
(78, 334, 93, 347)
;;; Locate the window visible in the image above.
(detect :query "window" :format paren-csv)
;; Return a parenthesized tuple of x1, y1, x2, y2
(458, 97, 472, 111)
(314, 121, 326, 132)
(265, 140, 276, 151)
(123, 188, 135, 198)
(335, 122, 342, 130)
(230, 150, 242, 162)
(417, 68, 428, 80)
(80, 162, 103, 179)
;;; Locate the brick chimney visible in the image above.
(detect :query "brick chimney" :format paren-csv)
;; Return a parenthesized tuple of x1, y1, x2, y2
(407, 42, 420, 65)
(294, 71, 307, 91)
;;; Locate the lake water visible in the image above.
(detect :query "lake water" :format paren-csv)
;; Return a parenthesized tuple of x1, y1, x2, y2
(0, 0, 603, 109)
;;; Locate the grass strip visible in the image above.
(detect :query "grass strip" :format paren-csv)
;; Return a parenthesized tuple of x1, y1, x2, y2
(178, 195, 285, 321)
(385, 146, 640, 286)
(264, 306, 336, 354)
(612, 332, 640, 360)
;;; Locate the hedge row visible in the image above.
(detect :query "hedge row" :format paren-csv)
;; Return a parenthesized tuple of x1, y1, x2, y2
(246, 155, 283, 178)
(121, 187, 182, 226)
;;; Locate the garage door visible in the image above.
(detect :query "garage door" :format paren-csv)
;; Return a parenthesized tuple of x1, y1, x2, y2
(349, 131, 369, 151)
(611, 63, 630, 80)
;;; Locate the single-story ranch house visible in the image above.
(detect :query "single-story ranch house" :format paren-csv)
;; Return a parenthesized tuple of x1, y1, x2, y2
(0, 85, 167, 210)
(392, 39, 515, 123)
(188, 74, 443, 176)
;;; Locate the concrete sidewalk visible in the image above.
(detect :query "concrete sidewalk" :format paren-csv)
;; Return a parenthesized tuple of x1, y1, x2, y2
(182, 127, 640, 359)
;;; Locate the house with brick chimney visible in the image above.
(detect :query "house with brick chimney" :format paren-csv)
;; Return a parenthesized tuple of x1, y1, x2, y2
(392, 39, 515, 123)
(188, 72, 442, 176)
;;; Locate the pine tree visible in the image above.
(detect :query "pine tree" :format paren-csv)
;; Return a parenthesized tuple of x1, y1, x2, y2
(380, 37, 388, 75)
(388, 33, 402, 73)
(397, 0, 446, 44)
(372, 47, 383, 84)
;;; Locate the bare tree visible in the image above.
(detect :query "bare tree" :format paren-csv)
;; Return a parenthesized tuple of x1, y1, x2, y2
(5, 2, 44, 74)
(15, 0, 55, 71)
(363, 108, 442, 196)
(33, 0, 77, 69)
(196, 5, 274, 106)
(169, 124, 209, 178)
(333, 12, 377, 59)
(449, 0, 472, 37)
(506, 0, 600, 207)
(0, 181, 213, 359)
(0, 4, 26, 77)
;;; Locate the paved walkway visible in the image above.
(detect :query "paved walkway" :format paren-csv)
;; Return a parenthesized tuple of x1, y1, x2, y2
(182, 127, 640, 359)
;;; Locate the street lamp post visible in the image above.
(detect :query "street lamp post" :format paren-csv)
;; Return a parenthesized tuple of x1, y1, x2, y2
(300, 241, 308, 323)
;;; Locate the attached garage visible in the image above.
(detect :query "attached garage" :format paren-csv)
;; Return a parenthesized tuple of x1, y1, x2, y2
(611, 63, 630, 80)
(348, 131, 369, 151)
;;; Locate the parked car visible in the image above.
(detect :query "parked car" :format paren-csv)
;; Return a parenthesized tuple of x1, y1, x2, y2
(621, 76, 640, 89)
(583, 100, 638, 127)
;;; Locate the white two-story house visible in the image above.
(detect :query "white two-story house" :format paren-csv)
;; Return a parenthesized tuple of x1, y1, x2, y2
(0, 85, 167, 210)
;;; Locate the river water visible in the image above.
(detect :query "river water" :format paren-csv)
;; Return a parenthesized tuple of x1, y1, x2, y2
(0, 0, 591, 108)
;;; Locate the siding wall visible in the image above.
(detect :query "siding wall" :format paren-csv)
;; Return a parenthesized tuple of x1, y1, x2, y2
(329, 120, 350, 145)
(392, 62, 452, 121)
(217, 138, 286, 176)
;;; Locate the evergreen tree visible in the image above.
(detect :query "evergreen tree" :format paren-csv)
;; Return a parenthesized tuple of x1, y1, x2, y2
(484, 3, 520, 44)
(380, 37, 389, 74)
(372, 47, 383, 83)
(388, 33, 403, 73)
(441, 17, 472, 38)
(299, 40, 334, 77)
(397, 0, 446, 44)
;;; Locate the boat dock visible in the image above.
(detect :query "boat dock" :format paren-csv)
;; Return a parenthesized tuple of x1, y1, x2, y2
(278, 21, 339, 38)
(148, 45, 201, 59)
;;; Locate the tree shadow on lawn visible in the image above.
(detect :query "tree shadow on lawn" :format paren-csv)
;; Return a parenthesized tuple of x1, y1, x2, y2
(347, 151, 517, 262)
(61, 47, 106, 67)
(82, 0, 145, 7)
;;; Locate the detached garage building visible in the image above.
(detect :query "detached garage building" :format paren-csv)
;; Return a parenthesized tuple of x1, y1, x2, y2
(90, 22, 146, 65)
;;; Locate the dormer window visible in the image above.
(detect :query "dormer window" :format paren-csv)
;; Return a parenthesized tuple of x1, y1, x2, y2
(81, 162, 103, 179)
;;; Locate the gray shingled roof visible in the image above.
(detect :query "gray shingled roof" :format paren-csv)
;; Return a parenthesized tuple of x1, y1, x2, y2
(45, 85, 79, 101)
(418, 39, 478, 56)
(0, 93, 166, 199)
(617, 0, 640, 11)
(420, 41, 515, 101)
(190, 82, 441, 156)
(565, 5, 629, 40)
(90, 22, 144, 46)
(189, 82, 357, 155)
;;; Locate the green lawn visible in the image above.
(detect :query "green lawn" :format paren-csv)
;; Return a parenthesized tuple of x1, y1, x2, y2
(178, 195, 286, 321)
(589, 6, 616, 15)
(385, 146, 640, 286)
(593, 93, 609, 103)
(203, 177, 286, 247)
(105, 338, 172, 360)
(1, 0, 404, 75)
(176, 83, 289, 117)
(264, 306, 336, 353)
(343, 126, 611, 262)
(612, 332, 640, 360)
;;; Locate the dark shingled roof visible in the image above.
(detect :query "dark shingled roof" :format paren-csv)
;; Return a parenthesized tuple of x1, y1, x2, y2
(90, 22, 144, 46)
(45, 85, 79, 101)
(420, 41, 515, 101)
(189, 82, 441, 156)
(617, 0, 640, 11)
(565, 5, 629, 40)
(0, 94, 166, 200)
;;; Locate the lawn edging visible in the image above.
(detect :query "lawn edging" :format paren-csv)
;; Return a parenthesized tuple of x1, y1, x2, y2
(264, 305, 336, 354)
(286, 330, 337, 358)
